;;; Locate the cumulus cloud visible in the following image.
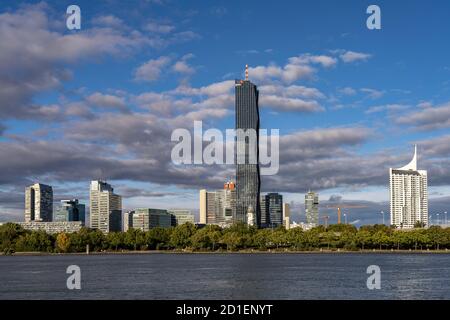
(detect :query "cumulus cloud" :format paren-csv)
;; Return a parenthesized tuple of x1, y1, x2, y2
(338, 87, 357, 96)
(395, 102, 450, 131)
(172, 80, 235, 96)
(172, 53, 196, 75)
(260, 95, 323, 112)
(0, 4, 197, 121)
(249, 64, 315, 84)
(259, 85, 325, 99)
(288, 54, 338, 68)
(92, 15, 127, 29)
(144, 21, 176, 34)
(134, 56, 172, 82)
(339, 51, 372, 63)
(365, 104, 410, 114)
(418, 135, 450, 157)
(86, 92, 129, 113)
(360, 88, 385, 99)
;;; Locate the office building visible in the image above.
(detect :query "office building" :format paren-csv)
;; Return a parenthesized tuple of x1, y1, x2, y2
(247, 206, 255, 226)
(199, 182, 236, 227)
(235, 65, 261, 226)
(266, 193, 283, 228)
(390, 145, 428, 229)
(260, 195, 270, 227)
(199, 189, 208, 224)
(18, 221, 83, 234)
(132, 208, 172, 231)
(305, 191, 319, 226)
(54, 199, 85, 225)
(283, 203, 290, 230)
(168, 209, 195, 226)
(25, 183, 53, 222)
(89, 180, 122, 233)
(123, 210, 135, 232)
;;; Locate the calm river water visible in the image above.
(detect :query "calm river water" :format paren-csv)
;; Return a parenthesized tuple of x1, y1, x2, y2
(1, 253, 449, 299)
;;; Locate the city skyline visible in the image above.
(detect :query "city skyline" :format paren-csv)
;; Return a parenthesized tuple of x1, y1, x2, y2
(1, 1, 450, 226)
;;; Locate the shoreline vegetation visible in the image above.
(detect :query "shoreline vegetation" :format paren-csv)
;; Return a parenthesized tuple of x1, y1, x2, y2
(2, 222, 450, 256)
(5, 249, 450, 256)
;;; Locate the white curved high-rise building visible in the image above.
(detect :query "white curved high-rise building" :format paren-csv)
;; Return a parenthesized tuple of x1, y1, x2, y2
(389, 145, 428, 229)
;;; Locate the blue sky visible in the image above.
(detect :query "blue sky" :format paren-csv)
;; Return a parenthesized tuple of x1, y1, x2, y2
(1, 0, 450, 225)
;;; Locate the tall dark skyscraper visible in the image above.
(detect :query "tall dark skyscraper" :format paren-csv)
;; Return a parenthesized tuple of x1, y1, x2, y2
(235, 65, 261, 226)
(266, 193, 283, 228)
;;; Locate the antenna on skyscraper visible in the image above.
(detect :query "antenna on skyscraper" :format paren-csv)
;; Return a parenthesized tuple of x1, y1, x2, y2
(245, 64, 249, 81)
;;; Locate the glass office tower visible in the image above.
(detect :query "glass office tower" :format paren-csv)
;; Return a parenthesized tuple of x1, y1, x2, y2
(235, 69, 261, 226)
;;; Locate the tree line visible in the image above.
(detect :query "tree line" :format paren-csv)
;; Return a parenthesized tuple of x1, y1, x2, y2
(2, 222, 450, 254)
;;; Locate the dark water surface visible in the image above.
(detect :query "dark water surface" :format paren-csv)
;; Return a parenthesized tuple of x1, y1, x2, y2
(1, 253, 449, 299)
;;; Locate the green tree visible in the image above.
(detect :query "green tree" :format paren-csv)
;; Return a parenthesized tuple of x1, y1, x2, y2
(355, 230, 371, 250)
(89, 229, 106, 251)
(427, 226, 447, 250)
(106, 232, 124, 251)
(145, 227, 172, 250)
(372, 230, 391, 250)
(15, 231, 53, 252)
(124, 228, 146, 250)
(414, 221, 426, 228)
(0, 223, 26, 254)
(285, 228, 304, 250)
(69, 227, 93, 252)
(56, 232, 71, 253)
(221, 231, 245, 251)
(170, 223, 196, 249)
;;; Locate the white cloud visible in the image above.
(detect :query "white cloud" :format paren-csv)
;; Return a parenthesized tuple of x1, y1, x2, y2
(172, 53, 195, 75)
(260, 95, 323, 112)
(134, 56, 171, 82)
(365, 104, 410, 114)
(259, 85, 325, 99)
(144, 21, 176, 34)
(249, 64, 315, 84)
(338, 87, 357, 96)
(92, 15, 127, 29)
(289, 54, 338, 68)
(86, 92, 128, 113)
(396, 102, 450, 131)
(171, 80, 235, 96)
(340, 51, 372, 63)
(360, 88, 385, 99)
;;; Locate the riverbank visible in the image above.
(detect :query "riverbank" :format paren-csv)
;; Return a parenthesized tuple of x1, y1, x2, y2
(3, 248, 450, 256)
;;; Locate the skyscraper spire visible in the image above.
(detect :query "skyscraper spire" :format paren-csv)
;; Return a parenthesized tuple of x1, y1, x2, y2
(398, 144, 417, 171)
(245, 64, 249, 81)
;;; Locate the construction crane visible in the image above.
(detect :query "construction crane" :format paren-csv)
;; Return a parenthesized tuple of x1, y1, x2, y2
(320, 215, 330, 228)
(326, 204, 367, 224)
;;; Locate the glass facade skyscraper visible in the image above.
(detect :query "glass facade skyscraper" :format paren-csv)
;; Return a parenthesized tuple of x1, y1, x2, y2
(235, 75, 261, 226)
(305, 191, 319, 226)
(54, 199, 85, 225)
(266, 193, 283, 228)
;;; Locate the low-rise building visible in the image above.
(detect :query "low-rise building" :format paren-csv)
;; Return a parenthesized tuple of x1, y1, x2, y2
(18, 221, 83, 234)
(168, 209, 195, 226)
(132, 208, 172, 231)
